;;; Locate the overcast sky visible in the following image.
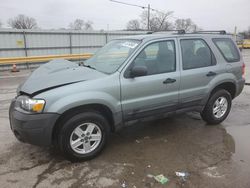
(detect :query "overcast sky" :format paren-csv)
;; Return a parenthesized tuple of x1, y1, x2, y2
(0, 0, 249, 32)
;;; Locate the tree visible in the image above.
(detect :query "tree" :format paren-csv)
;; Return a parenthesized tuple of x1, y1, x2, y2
(126, 19, 140, 31)
(126, 10, 173, 31)
(140, 10, 174, 31)
(125, 10, 201, 32)
(8, 14, 38, 29)
(69, 19, 84, 30)
(174, 18, 197, 32)
(84, 21, 93, 31)
(0, 20, 2, 28)
(69, 19, 93, 31)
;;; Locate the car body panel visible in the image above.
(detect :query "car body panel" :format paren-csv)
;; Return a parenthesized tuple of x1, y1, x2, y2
(120, 38, 180, 121)
(35, 72, 122, 115)
(19, 59, 107, 95)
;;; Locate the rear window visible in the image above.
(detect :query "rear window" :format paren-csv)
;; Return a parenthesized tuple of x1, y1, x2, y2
(213, 38, 240, 62)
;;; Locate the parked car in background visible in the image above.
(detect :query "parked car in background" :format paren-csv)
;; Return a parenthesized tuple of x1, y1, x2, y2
(242, 39, 250, 49)
(238, 39, 250, 49)
(9, 30, 245, 161)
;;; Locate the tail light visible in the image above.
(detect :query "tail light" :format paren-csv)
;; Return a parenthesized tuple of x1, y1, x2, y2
(242, 63, 245, 78)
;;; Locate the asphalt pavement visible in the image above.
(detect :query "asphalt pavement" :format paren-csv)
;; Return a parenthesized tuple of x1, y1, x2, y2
(0, 50, 250, 188)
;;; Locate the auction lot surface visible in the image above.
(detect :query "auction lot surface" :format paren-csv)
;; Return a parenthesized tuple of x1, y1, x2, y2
(0, 50, 250, 188)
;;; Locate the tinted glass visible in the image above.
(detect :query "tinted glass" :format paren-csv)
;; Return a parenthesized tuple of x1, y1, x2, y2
(213, 38, 240, 62)
(181, 39, 215, 70)
(133, 40, 176, 75)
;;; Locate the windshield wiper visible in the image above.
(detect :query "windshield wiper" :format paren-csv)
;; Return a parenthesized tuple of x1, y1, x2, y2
(79, 63, 96, 70)
(84, 64, 96, 70)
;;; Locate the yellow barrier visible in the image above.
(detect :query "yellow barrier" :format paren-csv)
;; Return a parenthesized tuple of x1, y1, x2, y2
(0, 53, 93, 65)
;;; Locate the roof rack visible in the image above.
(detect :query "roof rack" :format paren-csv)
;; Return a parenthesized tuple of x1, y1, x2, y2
(192, 30, 227, 34)
(148, 30, 186, 34)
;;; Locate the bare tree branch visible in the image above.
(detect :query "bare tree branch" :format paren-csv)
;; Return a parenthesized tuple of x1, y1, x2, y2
(156, 11, 174, 31)
(126, 10, 201, 33)
(174, 18, 197, 32)
(69, 19, 84, 30)
(8, 15, 38, 29)
(84, 21, 94, 31)
(126, 19, 140, 31)
(140, 10, 174, 31)
(69, 19, 93, 30)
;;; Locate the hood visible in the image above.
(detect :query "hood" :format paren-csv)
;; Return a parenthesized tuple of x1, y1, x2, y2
(20, 59, 106, 95)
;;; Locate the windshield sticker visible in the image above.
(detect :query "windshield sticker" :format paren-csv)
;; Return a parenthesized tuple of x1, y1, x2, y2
(120, 41, 138, 49)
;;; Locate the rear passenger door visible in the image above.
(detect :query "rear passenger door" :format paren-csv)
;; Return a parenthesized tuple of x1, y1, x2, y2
(179, 38, 218, 107)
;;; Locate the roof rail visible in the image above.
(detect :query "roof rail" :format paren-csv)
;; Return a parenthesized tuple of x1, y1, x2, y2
(150, 30, 186, 34)
(193, 30, 227, 34)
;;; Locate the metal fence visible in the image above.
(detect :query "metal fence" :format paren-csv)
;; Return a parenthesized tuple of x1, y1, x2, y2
(0, 29, 146, 58)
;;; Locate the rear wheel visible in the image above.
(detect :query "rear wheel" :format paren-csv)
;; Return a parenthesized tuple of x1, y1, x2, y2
(57, 112, 110, 162)
(201, 89, 232, 125)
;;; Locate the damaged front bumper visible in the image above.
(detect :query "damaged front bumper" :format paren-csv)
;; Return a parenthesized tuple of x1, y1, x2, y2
(9, 99, 60, 146)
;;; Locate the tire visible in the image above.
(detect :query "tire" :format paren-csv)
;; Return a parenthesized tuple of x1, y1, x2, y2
(57, 111, 110, 162)
(201, 89, 232, 125)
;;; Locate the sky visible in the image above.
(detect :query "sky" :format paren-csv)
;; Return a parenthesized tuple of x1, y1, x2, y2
(0, 0, 249, 32)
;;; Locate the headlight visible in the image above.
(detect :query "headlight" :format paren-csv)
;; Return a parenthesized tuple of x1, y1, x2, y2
(15, 95, 45, 113)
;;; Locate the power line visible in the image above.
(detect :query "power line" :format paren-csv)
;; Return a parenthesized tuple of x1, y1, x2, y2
(109, 0, 147, 9)
(109, 0, 154, 30)
(109, 0, 165, 13)
(109, 0, 173, 30)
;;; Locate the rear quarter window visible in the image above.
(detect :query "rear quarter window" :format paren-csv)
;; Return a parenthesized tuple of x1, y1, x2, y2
(213, 38, 240, 62)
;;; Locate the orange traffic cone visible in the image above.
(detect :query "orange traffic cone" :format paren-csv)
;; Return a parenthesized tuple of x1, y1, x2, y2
(11, 64, 19, 72)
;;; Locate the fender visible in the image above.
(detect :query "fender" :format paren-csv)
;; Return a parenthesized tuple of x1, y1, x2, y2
(45, 91, 122, 114)
(201, 72, 237, 106)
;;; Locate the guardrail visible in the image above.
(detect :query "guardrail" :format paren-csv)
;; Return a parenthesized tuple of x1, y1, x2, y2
(0, 53, 93, 65)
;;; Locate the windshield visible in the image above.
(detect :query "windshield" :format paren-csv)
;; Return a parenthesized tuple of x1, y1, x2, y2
(84, 39, 141, 74)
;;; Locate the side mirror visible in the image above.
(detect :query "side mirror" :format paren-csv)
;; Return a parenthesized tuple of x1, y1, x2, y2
(130, 66, 148, 78)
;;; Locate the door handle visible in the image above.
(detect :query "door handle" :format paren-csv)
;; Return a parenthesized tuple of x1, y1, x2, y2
(206, 71, 217, 77)
(163, 78, 176, 84)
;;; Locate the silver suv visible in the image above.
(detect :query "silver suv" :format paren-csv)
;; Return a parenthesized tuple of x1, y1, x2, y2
(9, 30, 245, 161)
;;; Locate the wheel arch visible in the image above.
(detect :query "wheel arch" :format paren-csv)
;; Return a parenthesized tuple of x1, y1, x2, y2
(210, 82, 236, 99)
(52, 103, 115, 144)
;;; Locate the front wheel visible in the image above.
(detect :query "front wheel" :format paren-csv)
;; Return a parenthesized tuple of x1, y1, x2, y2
(201, 89, 232, 125)
(57, 112, 110, 162)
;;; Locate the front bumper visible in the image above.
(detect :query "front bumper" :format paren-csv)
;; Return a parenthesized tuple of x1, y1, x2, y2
(9, 100, 60, 146)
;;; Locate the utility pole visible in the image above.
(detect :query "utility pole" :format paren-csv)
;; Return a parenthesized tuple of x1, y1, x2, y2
(147, 4, 150, 31)
(110, 0, 155, 31)
(234, 26, 237, 41)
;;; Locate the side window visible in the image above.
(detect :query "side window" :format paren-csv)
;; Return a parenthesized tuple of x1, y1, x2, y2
(181, 39, 215, 70)
(133, 40, 176, 75)
(213, 38, 240, 62)
(144, 43, 159, 60)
